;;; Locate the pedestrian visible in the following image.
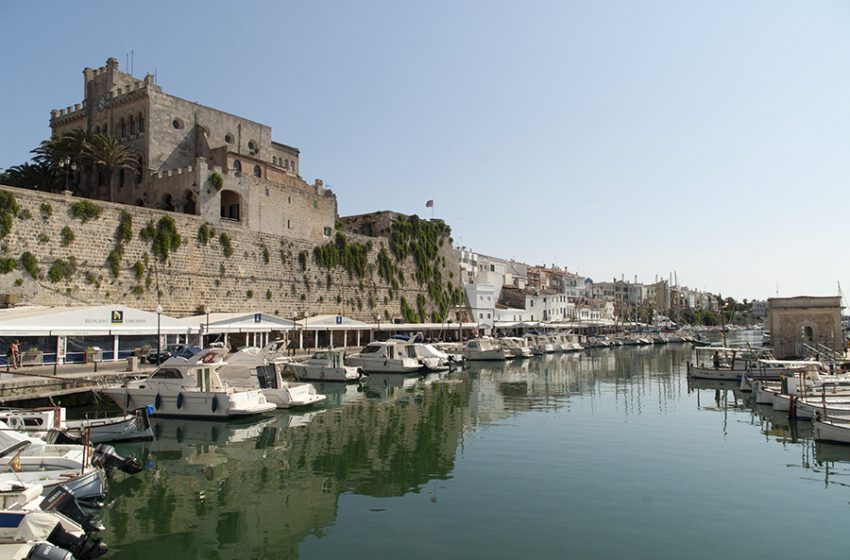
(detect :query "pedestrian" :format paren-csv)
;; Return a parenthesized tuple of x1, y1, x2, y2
(10, 340, 20, 369)
(287, 335, 298, 357)
(712, 350, 720, 370)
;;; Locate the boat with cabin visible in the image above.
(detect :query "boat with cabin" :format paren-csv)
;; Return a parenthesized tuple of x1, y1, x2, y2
(346, 341, 423, 374)
(461, 338, 506, 361)
(290, 350, 362, 382)
(100, 350, 278, 419)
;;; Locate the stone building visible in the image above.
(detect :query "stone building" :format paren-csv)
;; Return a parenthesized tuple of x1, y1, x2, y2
(766, 296, 844, 359)
(50, 57, 335, 243)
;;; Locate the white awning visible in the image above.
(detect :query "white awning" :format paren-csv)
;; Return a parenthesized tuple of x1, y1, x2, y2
(0, 305, 196, 336)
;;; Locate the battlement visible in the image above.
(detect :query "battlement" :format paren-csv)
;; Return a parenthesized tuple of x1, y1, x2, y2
(151, 165, 195, 180)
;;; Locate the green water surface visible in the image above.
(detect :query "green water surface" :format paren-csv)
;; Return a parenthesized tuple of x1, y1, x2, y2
(101, 336, 849, 559)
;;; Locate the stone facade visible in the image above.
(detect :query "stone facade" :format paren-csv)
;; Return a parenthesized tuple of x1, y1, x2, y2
(49, 58, 333, 244)
(0, 186, 462, 321)
(766, 296, 844, 359)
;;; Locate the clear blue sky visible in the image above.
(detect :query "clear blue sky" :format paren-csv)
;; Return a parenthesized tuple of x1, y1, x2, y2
(3, 1, 849, 302)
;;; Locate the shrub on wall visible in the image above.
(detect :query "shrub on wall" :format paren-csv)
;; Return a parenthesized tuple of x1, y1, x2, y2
(219, 233, 233, 258)
(60, 226, 75, 247)
(150, 216, 182, 262)
(47, 257, 76, 283)
(18, 208, 32, 220)
(116, 211, 133, 243)
(0, 257, 16, 274)
(210, 172, 224, 192)
(0, 192, 20, 238)
(197, 223, 215, 245)
(39, 203, 52, 220)
(69, 200, 103, 223)
(20, 251, 39, 279)
(106, 248, 122, 277)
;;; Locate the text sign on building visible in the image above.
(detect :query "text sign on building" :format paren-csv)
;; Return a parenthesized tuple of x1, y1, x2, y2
(111, 311, 124, 324)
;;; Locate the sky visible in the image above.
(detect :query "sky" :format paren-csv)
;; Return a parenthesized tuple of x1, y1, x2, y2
(2, 1, 849, 302)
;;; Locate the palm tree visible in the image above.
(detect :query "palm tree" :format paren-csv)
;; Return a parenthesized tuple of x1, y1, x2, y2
(0, 161, 61, 192)
(30, 129, 96, 193)
(85, 133, 139, 201)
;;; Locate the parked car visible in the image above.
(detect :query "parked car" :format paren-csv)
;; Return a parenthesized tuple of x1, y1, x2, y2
(145, 344, 202, 364)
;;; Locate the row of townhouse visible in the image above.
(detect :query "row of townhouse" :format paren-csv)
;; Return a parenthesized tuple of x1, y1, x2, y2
(456, 247, 721, 328)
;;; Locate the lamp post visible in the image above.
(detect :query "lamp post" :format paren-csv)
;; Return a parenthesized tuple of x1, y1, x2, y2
(59, 157, 75, 192)
(156, 304, 163, 364)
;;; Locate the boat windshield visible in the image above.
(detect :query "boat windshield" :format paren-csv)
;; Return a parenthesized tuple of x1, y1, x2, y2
(313, 352, 328, 360)
(360, 345, 382, 354)
(151, 368, 183, 379)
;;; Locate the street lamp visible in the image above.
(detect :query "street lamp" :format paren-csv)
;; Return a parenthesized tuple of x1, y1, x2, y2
(156, 304, 163, 364)
(59, 157, 76, 192)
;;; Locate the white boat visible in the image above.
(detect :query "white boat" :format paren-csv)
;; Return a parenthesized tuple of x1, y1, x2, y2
(813, 417, 850, 444)
(406, 344, 453, 372)
(100, 350, 277, 419)
(0, 428, 141, 508)
(0, 406, 153, 445)
(290, 350, 362, 382)
(216, 348, 327, 409)
(461, 338, 506, 361)
(500, 337, 534, 359)
(687, 347, 792, 381)
(346, 341, 423, 373)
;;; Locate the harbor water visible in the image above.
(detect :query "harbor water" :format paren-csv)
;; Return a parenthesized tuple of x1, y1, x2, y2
(101, 334, 848, 559)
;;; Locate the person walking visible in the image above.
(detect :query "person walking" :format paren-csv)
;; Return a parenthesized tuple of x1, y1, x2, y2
(10, 340, 20, 369)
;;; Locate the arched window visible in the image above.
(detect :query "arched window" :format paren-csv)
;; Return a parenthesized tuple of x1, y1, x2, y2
(163, 193, 175, 211)
(119, 169, 125, 189)
(253, 165, 262, 178)
(221, 190, 241, 221)
(129, 115, 136, 135)
(120, 118, 126, 138)
(232, 159, 242, 176)
(138, 112, 144, 133)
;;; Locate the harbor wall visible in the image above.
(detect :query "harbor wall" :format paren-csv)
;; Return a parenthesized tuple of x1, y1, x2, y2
(0, 185, 463, 320)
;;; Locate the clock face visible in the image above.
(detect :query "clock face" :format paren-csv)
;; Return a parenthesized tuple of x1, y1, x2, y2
(97, 95, 106, 112)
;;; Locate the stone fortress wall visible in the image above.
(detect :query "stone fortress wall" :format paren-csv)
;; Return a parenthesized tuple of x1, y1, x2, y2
(0, 186, 462, 321)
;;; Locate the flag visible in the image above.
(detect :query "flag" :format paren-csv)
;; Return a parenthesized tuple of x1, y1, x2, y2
(425, 199, 434, 208)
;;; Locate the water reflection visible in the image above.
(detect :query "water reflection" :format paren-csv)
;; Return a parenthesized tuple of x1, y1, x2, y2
(101, 338, 850, 559)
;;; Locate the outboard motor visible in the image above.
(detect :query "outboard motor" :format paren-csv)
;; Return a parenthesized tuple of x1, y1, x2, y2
(40, 485, 104, 533)
(25, 542, 75, 560)
(46, 523, 108, 560)
(93, 444, 143, 477)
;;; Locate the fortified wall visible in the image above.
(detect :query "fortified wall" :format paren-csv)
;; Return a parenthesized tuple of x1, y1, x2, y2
(0, 186, 464, 320)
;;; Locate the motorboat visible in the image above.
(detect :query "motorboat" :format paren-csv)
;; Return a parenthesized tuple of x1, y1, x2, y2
(0, 406, 153, 445)
(346, 341, 423, 373)
(0, 427, 142, 507)
(100, 350, 277, 419)
(461, 338, 506, 361)
(290, 350, 362, 382)
(686, 347, 795, 381)
(217, 348, 327, 409)
(500, 337, 534, 359)
(406, 343, 455, 371)
(523, 334, 555, 354)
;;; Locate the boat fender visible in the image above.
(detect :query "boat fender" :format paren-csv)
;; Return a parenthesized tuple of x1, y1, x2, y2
(211, 395, 219, 413)
(176, 393, 184, 409)
(154, 393, 162, 410)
